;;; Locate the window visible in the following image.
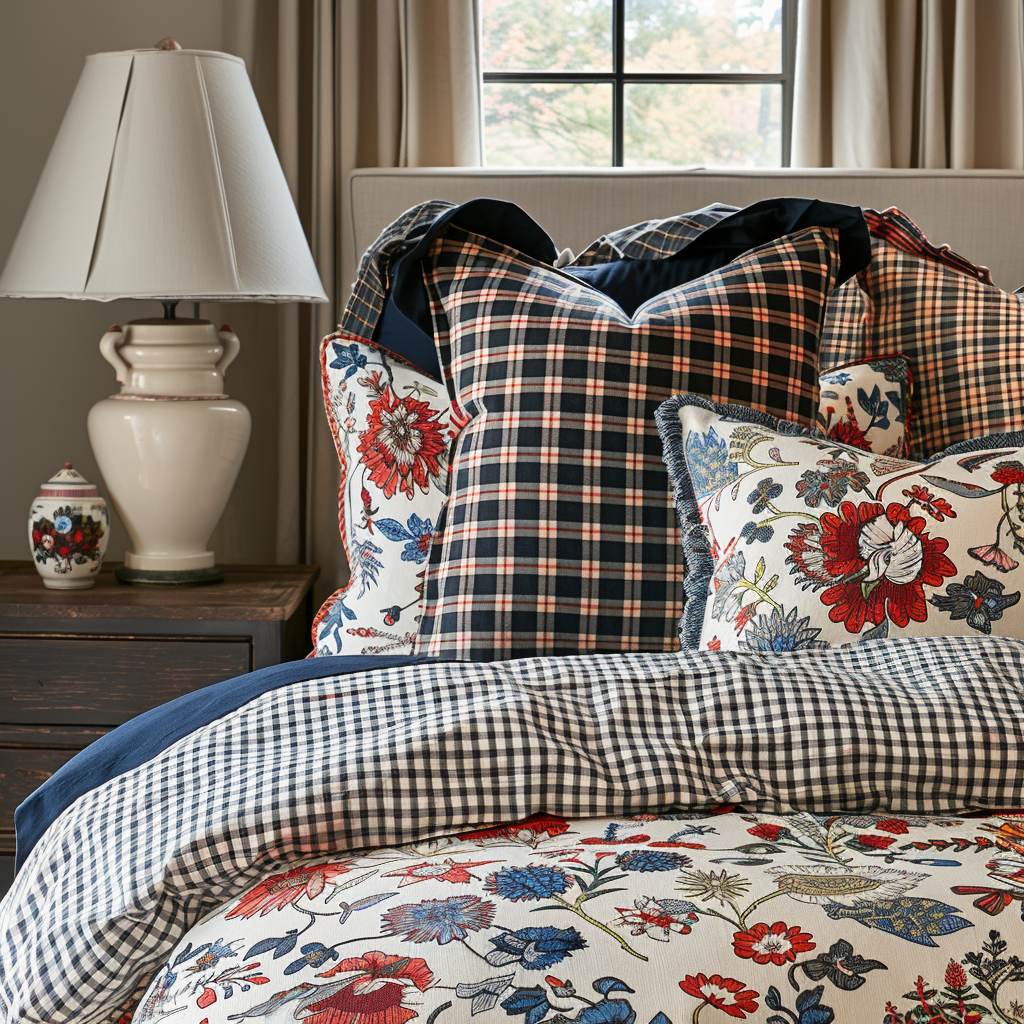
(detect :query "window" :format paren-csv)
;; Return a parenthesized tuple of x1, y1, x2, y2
(482, 0, 795, 168)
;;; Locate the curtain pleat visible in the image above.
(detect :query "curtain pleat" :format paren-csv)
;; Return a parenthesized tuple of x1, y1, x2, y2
(223, 0, 482, 602)
(793, 0, 1024, 169)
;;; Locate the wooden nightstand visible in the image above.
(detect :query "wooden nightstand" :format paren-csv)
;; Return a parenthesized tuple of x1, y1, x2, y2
(0, 560, 319, 897)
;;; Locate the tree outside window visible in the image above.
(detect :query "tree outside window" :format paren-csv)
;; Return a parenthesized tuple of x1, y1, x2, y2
(482, 0, 795, 168)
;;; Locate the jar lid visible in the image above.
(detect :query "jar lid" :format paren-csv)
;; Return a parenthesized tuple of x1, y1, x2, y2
(40, 462, 99, 498)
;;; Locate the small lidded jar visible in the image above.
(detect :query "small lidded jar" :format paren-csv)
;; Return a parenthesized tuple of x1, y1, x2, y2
(28, 463, 110, 589)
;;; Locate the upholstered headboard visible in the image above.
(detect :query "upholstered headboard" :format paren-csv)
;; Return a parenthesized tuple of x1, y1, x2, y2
(346, 167, 1024, 292)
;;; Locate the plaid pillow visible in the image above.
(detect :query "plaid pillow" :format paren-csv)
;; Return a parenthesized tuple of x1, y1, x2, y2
(819, 207, 1021, 457)
(418, 224, 844, 660)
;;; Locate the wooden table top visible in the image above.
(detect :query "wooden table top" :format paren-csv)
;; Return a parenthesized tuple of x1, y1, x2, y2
(0, 561, 320, 622)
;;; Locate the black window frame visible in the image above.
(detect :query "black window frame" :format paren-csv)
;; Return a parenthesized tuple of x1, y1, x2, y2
(482, 0, 797, 167)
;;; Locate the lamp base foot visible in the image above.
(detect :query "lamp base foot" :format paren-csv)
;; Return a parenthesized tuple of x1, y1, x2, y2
(115, 566, 225, 586)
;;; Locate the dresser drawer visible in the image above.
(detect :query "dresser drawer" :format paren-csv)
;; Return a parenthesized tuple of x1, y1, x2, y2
(0, 726, 109, 855)
(0, 635, 251, 725)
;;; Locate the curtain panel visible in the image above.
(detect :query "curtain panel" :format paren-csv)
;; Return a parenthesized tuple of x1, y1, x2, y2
(222, 0, 482, 604)
(793, 0, 1024, 168)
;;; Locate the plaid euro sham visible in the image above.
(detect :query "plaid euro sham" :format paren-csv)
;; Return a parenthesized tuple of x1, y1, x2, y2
(820, 207, 1024, 457)
(418, 224, 844, 660)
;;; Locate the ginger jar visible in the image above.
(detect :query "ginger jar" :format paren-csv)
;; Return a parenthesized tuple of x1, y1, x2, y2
(28, 463, 109, 588)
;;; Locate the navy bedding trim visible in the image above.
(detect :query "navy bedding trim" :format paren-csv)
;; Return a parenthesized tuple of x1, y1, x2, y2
(15, 654, 430, 869)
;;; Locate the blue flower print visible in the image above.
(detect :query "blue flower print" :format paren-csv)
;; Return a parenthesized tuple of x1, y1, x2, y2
(615, 850, 692, 873)
(747, 477, 783, 514)
(375, 514, 434, 564)
(380, 894, 495, 944)
(930, 571, 1020, 635)
(685, 426, 738, 497)
(739, 607, 827, 652)
(485, 864, 574, 901)
(283, 942, 339, 975)
(486, 926, 586, 969)
(329, 342, 368, 379)
(821, 371, 852, 386)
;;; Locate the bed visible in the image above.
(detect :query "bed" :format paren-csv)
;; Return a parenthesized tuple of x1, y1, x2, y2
(2, 169, 1024, 1024)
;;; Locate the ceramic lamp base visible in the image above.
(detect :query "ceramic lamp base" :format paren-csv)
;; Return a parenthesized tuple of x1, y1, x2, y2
(115, 565, 225, 586)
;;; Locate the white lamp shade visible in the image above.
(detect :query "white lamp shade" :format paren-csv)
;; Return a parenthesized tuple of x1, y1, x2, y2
(0, 49, 327, 302)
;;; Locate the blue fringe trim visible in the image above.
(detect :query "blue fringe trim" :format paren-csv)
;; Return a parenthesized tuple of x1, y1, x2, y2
(655, 394, 812, 652)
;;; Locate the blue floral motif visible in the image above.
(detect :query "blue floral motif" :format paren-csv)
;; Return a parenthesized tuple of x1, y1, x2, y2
(929, 571, 1020, 635)
(794, 459, 870, 508)
(283, 942, 338, 974)
(739, 607, 827, 653)
(747, 478, 783, 514)
(380, 894, 495, 944)
(328, 341, 368, 379)
(374, 513, 434, 563)
(350, 538, 384, 596)
(614, 850, 692, 873)
(486, 925, 586, 969)
(685, 426, 737, 498)
(485, 864, 573, 902)
(821, 371, 853, 385)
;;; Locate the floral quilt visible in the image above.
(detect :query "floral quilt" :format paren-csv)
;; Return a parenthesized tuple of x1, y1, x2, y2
(135, 809, 1024, 1024)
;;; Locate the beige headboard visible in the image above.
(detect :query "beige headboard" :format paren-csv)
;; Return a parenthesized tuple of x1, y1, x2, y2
(346, 167, 1024, 293)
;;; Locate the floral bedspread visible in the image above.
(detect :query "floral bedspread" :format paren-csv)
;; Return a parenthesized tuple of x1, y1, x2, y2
(135, 809, 1024, 1024)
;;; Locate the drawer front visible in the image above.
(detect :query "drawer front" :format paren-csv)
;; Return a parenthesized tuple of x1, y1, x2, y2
(0, 636, 252, 725)
(0, 728, 108, 855)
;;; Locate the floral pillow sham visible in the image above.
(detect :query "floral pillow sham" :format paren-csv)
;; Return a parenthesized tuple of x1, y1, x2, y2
(312, 335, 451, 656)
(655, 392, 1024, 652)
(815, 355, 912, 458)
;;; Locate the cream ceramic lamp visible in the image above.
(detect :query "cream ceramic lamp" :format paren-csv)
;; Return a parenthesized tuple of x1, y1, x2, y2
(0, 43, 327, 583)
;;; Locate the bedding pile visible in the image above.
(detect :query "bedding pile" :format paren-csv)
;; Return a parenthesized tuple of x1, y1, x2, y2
(2, 638, 1024, 1023)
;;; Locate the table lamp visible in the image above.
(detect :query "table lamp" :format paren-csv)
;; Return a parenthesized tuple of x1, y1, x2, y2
(0, 42, 328, 584)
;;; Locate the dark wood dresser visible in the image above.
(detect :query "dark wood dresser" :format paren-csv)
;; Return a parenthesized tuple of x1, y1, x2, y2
(0, 560, 319, 897)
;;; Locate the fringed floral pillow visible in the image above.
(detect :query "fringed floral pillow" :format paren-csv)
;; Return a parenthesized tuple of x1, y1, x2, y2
(656, 392, 1024, 652)
(312, 336, 451, 656)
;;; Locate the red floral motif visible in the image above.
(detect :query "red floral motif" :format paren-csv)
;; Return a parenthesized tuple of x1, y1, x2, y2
(679, 974, 759, 1019)
(818, 501, 956, 631)
(827, 416, 870, 452)
(874, 818, 910, 835)
(746, 823, 784, 842)
(457, 814, 570, 844)
(855, 834, 896, 849)
(226, 863, 352, 919)
(991, 461, 1024, 485)
(945, 959, 968, 989)
(304, 951, 433, 1024)
(357, 387, 446, 499)
(732, 921, 815, 965)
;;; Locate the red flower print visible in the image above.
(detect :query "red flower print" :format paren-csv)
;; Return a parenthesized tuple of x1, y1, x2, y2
(732, 921, 815, 965)
(855, 834, 896, 849)
(901, 485, 956, 522)
(679, 974, 759, 1019)
(991, 461, 1024, 485)
(818, 501, 956, 631)
(303, 951, 433, 1024)
(969, 543, 1019, 573)
(707, 636, 722, 651)
(226, 863, 352, 918)
(458, 814, 570, 843)
(746, 824, 785, 842)
(945, 959, 968, 989)
(358, 387, 446, 499)
(828, 416, 870, 451)
(875, 818, 910, 835)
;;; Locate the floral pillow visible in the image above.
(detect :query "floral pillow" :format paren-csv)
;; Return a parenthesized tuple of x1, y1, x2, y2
(655, 392, 1024, 652)
(815, 355, 912, 458)
(312, 335, 451, 656)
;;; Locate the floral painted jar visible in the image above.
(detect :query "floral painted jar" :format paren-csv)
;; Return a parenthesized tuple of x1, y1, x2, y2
(28, 463, 109, 588)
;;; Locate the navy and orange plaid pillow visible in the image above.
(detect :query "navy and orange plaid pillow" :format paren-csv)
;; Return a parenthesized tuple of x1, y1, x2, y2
(820, 207, 1024, 457)
(417, 223, 846, 660)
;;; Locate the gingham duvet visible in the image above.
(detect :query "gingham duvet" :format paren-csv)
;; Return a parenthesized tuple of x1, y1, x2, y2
(2, 638, 1024, 1024)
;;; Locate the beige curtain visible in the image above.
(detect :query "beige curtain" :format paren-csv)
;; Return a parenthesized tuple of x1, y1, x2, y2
(792, 0, 1024, 168)
(223, 0, 482, 602)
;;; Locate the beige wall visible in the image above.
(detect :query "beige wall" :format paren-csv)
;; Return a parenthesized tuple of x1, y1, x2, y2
(0, 1, 284, 565)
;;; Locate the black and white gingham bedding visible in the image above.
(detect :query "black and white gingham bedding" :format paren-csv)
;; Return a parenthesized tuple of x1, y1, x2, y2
(2, 637, 1024, 1024)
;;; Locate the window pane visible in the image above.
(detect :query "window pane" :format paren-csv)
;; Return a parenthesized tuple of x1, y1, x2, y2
(625, 82, 781, 166)
(624, 0, 782, 73)
(482, 0, 613, 72)
(484, 82, 613, 166)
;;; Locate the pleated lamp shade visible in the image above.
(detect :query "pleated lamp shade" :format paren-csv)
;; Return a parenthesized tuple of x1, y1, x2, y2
(0, 48, 327, 302)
